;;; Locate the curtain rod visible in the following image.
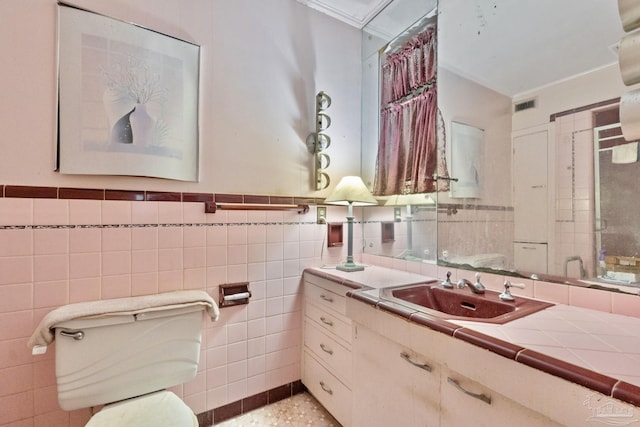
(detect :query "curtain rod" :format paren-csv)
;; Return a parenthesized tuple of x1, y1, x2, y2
(205, 202, 309, 214)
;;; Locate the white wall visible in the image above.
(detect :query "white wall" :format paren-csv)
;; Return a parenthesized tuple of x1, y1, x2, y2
(0, 0, 362, 197)
(438, 67, 513, 206)
(512, 64, 625, 131)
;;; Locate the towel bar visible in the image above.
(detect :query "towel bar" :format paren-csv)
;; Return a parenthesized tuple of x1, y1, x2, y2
(205, 202, 309, 214)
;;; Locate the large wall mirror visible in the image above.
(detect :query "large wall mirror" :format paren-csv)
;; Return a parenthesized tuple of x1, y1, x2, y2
(362, 0, 640, 292)
(361, 0, 438, 263)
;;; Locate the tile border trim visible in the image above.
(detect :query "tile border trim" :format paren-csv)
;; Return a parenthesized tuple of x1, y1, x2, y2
(0, 184, 325, 206)
(196, 380, 306, 426)
(0, 221, 320, 230)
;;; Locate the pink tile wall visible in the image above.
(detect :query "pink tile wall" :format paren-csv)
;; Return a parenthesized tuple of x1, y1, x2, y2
(0, 198, 331, 426)
(8, 194, 635, 426)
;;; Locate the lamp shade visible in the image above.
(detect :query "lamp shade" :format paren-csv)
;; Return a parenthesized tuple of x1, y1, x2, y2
(324, 176, 378, 206)
(384, 193, 435, 206)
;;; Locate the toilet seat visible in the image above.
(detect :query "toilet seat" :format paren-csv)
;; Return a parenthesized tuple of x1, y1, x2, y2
(86, 390, 198, 427)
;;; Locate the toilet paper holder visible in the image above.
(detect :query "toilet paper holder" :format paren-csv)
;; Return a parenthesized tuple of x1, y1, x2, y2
(219, 282, 251, 307)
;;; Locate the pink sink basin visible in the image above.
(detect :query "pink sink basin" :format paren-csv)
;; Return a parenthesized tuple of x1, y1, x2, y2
(380, 283, 553, 324)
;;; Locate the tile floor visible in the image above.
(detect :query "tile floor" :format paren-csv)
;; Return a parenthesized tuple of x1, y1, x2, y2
(215, 392, 341, 426)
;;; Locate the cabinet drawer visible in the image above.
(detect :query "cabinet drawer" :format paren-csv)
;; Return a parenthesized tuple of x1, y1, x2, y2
(305, 319, 352, 385)
(305, 282, 347, 315)
(305, 301, 352, 345)
(441, 369, 561, 427)
(303, 350, 351, 427)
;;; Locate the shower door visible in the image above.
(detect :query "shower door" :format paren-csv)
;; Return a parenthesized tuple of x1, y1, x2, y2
(594, 123, 640, 269)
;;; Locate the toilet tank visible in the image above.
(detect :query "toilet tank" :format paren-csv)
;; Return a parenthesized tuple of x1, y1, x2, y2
(53, 305, 204, 411)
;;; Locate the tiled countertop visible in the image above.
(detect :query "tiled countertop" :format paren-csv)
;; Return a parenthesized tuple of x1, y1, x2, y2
(305, 266, 640, 408)
(307, 265, 432, 290)
(450, 305, 640, 388)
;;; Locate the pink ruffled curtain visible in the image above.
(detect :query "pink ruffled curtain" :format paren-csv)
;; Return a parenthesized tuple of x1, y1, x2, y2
(374, 89, 438, 195)
(374, 27, 440, 196)
(380, 28, 436, 105)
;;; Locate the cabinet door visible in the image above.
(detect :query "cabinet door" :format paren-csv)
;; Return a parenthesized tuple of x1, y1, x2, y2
(304, 320, 352, 386)
(513, 241, 548, 273)
(353, 325, 440, 427)
(441, 370, 561, 427)
(303, 350, 352, 426)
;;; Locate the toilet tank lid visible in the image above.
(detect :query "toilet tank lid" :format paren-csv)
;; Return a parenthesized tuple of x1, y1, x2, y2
(27, 290, 219, 353)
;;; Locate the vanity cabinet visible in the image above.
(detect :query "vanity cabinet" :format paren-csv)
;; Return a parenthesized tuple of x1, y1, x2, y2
(301, 273, 353, 426)
(352, 324, 440, 427)
(353, 323, 562, 427)
(345, 295, 623, 426)
(304, 268, 640, 427)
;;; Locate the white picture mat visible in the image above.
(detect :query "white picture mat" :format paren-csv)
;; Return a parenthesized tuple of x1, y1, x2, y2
(57, 4, 200, 181)
(450, 121, 483, 198)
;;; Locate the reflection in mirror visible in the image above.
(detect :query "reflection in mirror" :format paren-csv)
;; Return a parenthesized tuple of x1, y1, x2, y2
(362, 0, 640, 292)
(436, 0, 636, 290)
(363, 202, 437, 262)
(594, 117, 640, 283)
(361, 0, 438, 263)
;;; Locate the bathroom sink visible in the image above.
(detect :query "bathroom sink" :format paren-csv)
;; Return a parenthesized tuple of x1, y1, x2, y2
(380, 283, 553, 324)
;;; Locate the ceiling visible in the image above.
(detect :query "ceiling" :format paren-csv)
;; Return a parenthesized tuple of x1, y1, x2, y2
(296, 0, 393, 29)
(299, 0, 626, 97)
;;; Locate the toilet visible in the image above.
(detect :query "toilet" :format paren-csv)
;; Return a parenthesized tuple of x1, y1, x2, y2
(28, 290, 219, 426)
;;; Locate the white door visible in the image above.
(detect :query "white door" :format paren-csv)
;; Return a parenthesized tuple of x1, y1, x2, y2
(513, 130, 548, 242)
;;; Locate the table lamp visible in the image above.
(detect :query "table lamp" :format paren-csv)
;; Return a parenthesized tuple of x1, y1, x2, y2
(385, 193, 435, 260)
(324, 176, 378, 271)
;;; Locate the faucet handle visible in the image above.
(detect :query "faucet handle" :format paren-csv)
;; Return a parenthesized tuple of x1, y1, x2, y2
(499, 281, 526, 301)
(499, 280, 515, 301)
(441, 271, 454, 288)
(509, 281, 526, 289)
(474, 272, 485, 291)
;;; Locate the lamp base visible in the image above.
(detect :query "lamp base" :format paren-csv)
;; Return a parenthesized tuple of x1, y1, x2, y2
(336, 262, 365, 272)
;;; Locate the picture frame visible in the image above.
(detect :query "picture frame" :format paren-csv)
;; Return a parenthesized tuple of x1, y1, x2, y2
(450, 121, 483, 198)
(56, 3, 200, 181)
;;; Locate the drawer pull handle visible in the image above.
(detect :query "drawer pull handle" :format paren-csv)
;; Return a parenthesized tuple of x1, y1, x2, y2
(320, 343, 334, 355)
(400, 352, 431, 372)
(319, 381, 333, 395)
(320, 316, 334, 326)
(320, 294, 334, 303)
(447, 377, 491, 405)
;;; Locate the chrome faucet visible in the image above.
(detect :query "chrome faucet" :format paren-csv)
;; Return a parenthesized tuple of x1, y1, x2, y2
(457, 272, 485, 294)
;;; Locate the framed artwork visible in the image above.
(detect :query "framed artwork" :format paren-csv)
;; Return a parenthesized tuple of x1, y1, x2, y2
(450, 121, 483, 198)
(56, 3, 200, 181)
